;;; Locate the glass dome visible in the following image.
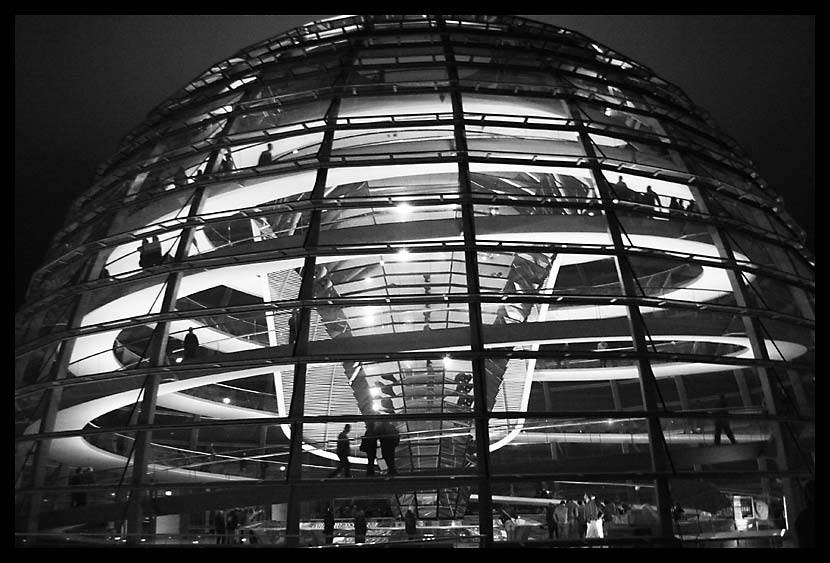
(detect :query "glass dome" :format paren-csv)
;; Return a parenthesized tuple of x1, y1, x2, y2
(15, 14, 814, 548)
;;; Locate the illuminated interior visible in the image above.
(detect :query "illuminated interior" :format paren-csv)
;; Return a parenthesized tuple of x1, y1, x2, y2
(15, 15, 813, 547)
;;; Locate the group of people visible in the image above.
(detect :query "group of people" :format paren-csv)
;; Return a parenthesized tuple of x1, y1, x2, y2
(323, 506, 417, 545)
(611, 175, 697, 214)
(542, 495, 622, 541)
(138, 236, 164, 268)
(213, 507, 262, 544)
(329, 421, 400, 478)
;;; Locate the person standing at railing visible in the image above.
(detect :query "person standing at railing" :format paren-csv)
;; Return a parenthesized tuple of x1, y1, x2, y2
(354, 510, 368, 544)
(214, 510, 226, 544)
(360, 422, 379, 477)
(713, 394, 737, 445)
(329, 424, 352, 477)
(257, 143, 274, 166)
(183, 327, 199, 362)
(378, 421, 400, 476)
(554, 500, 569, 540)
(404, 509, 417, 541)
(323, 506, 335, 544)
(545, 502, 557, 540)
(219, 149, 236, 172)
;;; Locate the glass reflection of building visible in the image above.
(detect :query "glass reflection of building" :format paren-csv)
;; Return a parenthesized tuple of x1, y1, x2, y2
(15, 15, 814, 548)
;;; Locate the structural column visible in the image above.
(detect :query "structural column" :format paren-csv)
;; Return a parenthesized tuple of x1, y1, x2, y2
(573, 119, 676, 544)
(438, 16, 493, 547)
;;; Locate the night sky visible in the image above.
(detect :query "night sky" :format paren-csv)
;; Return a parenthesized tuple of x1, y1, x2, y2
(14, 15, 814, 313)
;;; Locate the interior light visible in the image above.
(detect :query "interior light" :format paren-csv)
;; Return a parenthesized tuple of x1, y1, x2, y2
(164, 490, 172, 497)
(175, 357, 183, 364)
(222, 397, 231, 404)
(279, 466, 286, 472)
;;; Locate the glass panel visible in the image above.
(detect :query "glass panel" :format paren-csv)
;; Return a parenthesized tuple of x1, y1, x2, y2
(298, 482, 481, 546)
(302, 417, 476, 483)
(229, 98, 330, 136)
(306, 304, 471, 349)
(338, 92, 452, 119)
(324, 163, 459, 198)
(743, 271, 814, 320)
(574, 100, 665, 137)
(489, 417, 653, 475)
(626, 255, 733, 305)
(331, 126, 456, 159)
(490, 476, 657, 543)
(461, 93, 571, 121)
(466, 123, 583, 160)
(479, 252, 622, 296)
(17, 297, 77, 345)
(591, 133, 685, 172)
(483, 302, 632, 349)
(15, 342, 61, 388)
(345, 66, 449, 89)
(312, 251, 467, 300)
(188, 207, 310, 258)
(318, 202, 462, 245)
(613, 206, 718, 259)
(668, 477, 792, 547)
(202, 171, 318, 214)
(468, 162, 597, 201)
(456, 65, 561, 93)
(226, 133, 325, 170)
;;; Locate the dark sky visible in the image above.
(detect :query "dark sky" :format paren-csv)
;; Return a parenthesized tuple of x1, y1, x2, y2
(15, 15, 814, 313)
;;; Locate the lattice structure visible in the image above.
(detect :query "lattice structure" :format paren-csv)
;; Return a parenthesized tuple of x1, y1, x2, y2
(15, 15, 814, 547)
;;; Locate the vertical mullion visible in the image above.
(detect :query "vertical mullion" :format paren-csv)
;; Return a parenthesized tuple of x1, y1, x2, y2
(437, 15, 493, 548)
(126, 185, 205, 544)
(571, 112, 676, 544)
(690, 186, 807, 526)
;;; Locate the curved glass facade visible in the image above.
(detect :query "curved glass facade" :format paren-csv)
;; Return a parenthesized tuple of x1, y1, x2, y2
(15, 15, 814, 548)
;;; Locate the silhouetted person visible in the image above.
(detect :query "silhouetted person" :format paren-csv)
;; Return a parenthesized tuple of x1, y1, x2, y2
(146, 236, 163, 266)
(174, 166, 187, 188)
(257, 143, 274, 166)
(220, 149, 235, 172)
(669, 197, 684, 211)
(183, 327, 199, 361)
(545, 502, 557, 540)
(214, 510, 226, 544)
(714, 394, 737, 445)
(685, 200, 698, 215)
(138, 239, 150, 268)
(404, 509, 417, 540)
(795, 480, 815, 548)
(644, 185, 661, 209)
(354, 510, 367, 543)
(612, 175, 636, 201)
(329, 424, 352, 477)
(288, 309, 299, 345)
(323, 506, 335, 544)
(554, 500, 569, 539)
(226, 508, 239, 543)
(672, 502, 685, 533)
(360, 422, 379, 476)
(379, 421, 400, 476)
